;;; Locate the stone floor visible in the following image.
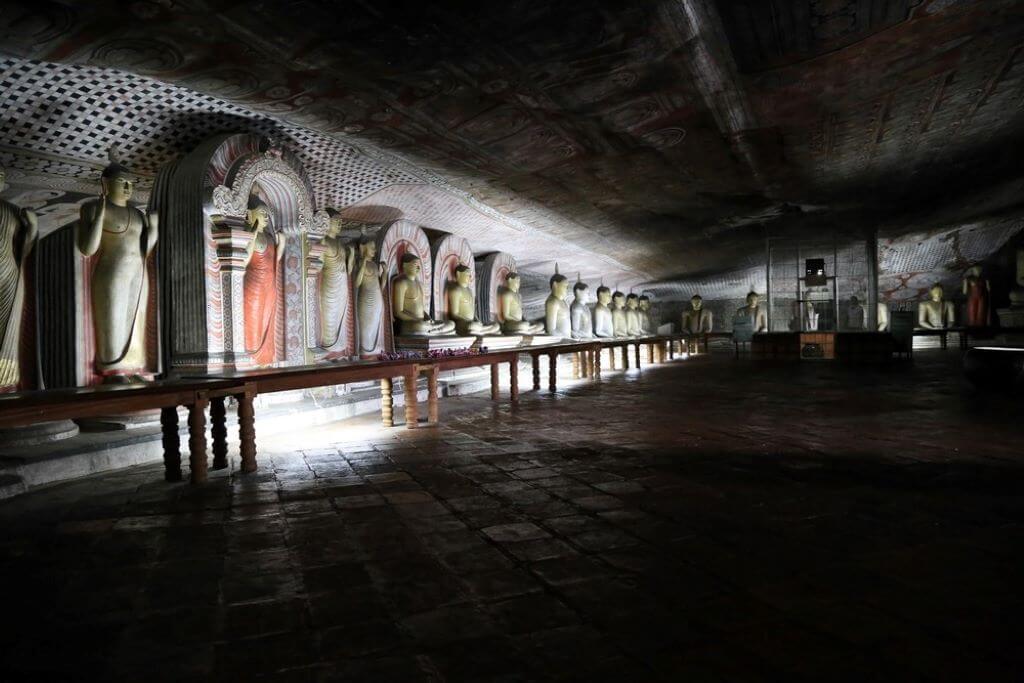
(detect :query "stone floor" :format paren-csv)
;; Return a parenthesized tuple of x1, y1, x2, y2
(2, 352, 1022, 681)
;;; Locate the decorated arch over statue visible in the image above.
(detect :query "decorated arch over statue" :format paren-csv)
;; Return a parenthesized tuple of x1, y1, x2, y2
(476, 252, 517, 326)
(373, 219, 433, 353)
(151, 133, 330, 374)
(430, 234, 474, 322)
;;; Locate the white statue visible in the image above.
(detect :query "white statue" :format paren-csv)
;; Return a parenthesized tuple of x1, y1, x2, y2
(545, 271, 572, 338)
(918, 284, 955, 329)
(499, 272, 544, 335)
(877, 301, 890, 332)
(638, 295, 653, 335)
(76, 150, 158, 382)
(318, 213, 355, 348)
(593, 286, 613, 338)
(0, 165, 37, 391)
(570, 280, 594, 339)
(804, 301, 820, 331)
(354, 236, 385, 355)
(611, 291, 628, 337)
(736, 291, 768, 333)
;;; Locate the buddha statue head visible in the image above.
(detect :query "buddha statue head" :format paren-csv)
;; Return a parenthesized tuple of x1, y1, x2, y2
(929, 283, 944, 302)
(691, 294, 703, 311)
(746, 291, 760, 309)
(573, 281, 589, 304)
(100, 154, 136, 206)
(325, 210, 344, 238)
(613, 291, 625, 308)
(246, 197, 272, 233)
(550, 272, 569, 298)
(401, 252, 422, 279)
(358, 235, 376, 259)
(455, 264, 473, 287)
(597, 285, 611, 306)
(626, 293, 639, 310)
(506, 272, 522, 293)
(638, 295, 650, 312)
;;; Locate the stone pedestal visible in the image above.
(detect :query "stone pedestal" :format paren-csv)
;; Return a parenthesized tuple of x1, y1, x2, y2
(522, 335, 564, 346)
(0, 421, 79, 447)
(474, 335, 522, 350)
(394, 336, 477, 353)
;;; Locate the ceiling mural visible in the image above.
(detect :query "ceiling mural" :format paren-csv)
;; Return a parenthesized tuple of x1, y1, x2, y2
(0, 0, 1022, 293)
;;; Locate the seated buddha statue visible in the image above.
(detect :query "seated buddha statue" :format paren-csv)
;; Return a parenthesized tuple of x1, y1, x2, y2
(625, 294, 641, 336)
(611, 291, 628, 337)
(392, 253, 456, 336)
(638, 295, 652, 335)
(682, 294, 713, 333)
(917, 283, 955, 329)
(446, 264, 500, 335)
(499, 272, 545, 335)
(570, 280, 594, 339)
(735, 291, 768, 333)
(545, 271, 572, 338)
(593, 285, 613, 337)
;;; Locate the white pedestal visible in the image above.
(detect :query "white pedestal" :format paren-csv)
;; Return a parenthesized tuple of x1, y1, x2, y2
(522, 335, 566, 346)
(474, 335, 523, 350)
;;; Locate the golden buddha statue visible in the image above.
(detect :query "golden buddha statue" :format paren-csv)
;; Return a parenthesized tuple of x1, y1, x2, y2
(0, 165, 38, 392)
(319, 213, 355, 348)
(917, 283, 955, 329)
(625, 294, 641, 336)
(447, 264, 500, 335)
(611, 291, 628, 337)
(593, 285, 613, 337)
(499, 272, 544, 335)
(354, 236, 385, 355)
(392, 253, 456, 336)
(76, 151, 158, 383)
(544, 271, 572, 338)
(736, 291, 767, 333)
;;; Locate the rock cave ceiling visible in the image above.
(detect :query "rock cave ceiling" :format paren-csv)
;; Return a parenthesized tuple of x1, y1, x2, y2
(1, 0, 1023, 296)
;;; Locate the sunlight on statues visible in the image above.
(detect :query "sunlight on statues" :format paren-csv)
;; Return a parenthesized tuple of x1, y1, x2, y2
(392, 253, 455, 336)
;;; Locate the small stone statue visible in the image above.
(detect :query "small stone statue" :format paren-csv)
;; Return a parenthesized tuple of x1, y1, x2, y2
(611, 291, 628, 337)
(447, 264, 500, 335)
(962, 265, 990, 327)
(392, 253, 456, 336)
(499, 272, 545, 335)
(544, 270, 572, 338)
(682, 294, 713, 333)
(917, 283, 955, 329)
(736, 291, 767, 333)
(593, 285, 613, 337)
(354, 236, 385, 356)
(0, 165, 38, 392)
(638, 295, 653, 335)
(804, 301, 820, 331)
(570, 279, 594, 339)
(76, 149, 158, 382)
(877, 301, 890, 332)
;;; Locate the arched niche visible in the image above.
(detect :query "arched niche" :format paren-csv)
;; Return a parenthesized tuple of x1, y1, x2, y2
(374, 220, 431, 354)
(151, 133, 328, 374)
(430, 234, 473, 322)
(475, 252, 517, 325)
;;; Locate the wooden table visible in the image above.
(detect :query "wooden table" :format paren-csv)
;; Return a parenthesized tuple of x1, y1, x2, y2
(183, 358, 423, 482)
(522, 341, 602, 392)
(414, 349, 522, 425)
(0, 378, 243, 484)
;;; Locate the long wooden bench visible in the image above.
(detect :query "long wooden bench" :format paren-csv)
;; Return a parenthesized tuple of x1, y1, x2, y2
(523, 341, 603, 391)
(414, 349, 522, 424)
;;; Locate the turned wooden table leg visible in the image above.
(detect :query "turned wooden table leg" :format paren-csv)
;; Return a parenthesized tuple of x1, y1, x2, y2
(594, 347, 602, 376)
(532, 354, 541, 391)
(572, 352, 580, 380)
(622, 345, 629, 370)
(380, 377, 394, 428)
(549, 352, 558, 392)
(635, 343, 641, 369)
(210, 396, 228, 470)
(509, 358, 519, 404)
(668, 340, 675, 359)
(404, 372, 418, 429)
(161, 406, 181, 482)
(490, 362, 500, 401)
(428, 367, 440, 423)
(237, 391, 257, 474)
(188, 397, 209, 485)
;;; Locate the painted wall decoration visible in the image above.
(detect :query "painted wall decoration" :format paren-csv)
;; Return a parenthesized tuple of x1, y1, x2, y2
(430, 234, 474, 321)
(374, 219, 432, 353)
(475, 252, 517, 325)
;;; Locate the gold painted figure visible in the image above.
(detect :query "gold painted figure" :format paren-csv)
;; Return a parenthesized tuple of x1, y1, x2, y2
(499, 272, 544, 335)
(545, 271, 572, 338)
(593, 285, 614, 337)
(354, 236, 385, 355)
(570, 281, 594, 339)
(736, 291, 767, 333)
(917, 283, 955, 329)
(682, 295, 713, 333)
(446, 264, 500, 335)
(392, 253, 455, 336)
(611, 291, 628, 337)
(76, 151, 158, 382)
(0, 165, 37, 391)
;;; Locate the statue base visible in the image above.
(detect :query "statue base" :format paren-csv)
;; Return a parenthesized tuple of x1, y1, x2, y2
(522, 335, 565, 346)
(0, 420, 80, 448)
(395, 336, 477, 353)
(474, 335, 523, 351)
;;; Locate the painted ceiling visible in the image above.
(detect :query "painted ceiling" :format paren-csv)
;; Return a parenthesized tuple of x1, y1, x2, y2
(1, 0, 1023, 298)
